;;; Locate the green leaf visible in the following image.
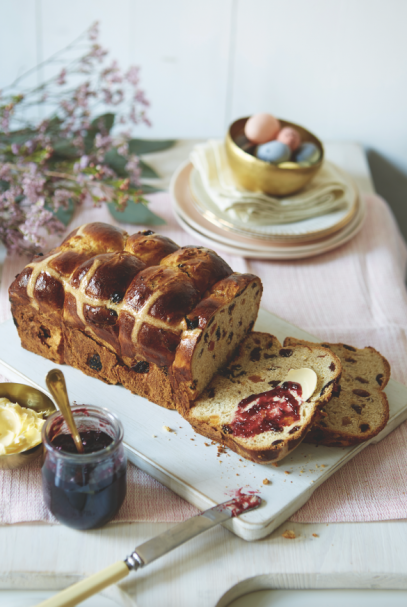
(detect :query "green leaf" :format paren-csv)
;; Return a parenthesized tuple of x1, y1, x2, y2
(84, 113, 115, 154)
(0, 128, 37, 145)
(107, 201, 165, 226)
(104, 148, 128, 177)
(139, 183, 163, 194)
(128, 138, 176, 155)
(104, 152, 161, 181)
(139, 159, 159, 179)
(91, 113, 115, 133)
(51, 140, 80, 160)
(45, 198, 75, 227)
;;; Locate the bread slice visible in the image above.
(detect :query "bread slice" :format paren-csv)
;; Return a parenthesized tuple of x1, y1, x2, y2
(284, 337, 390, 446)
(186, 332, 342, 463)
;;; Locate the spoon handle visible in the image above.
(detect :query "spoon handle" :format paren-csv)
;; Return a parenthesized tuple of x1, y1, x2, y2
(46, 369, 84, 454)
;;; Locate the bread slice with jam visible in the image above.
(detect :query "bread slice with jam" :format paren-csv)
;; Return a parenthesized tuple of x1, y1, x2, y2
(284, 337, 390, 447)
(186, 332, 341, 463)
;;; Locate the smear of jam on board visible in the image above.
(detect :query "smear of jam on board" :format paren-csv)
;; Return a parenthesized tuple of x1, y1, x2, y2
(229, 381, 303, 438)
(51, 430, 113, 454)
(220, 491, 262, 517)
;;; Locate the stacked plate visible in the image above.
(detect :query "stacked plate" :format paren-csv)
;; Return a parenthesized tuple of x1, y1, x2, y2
(170, 160, 366, 260)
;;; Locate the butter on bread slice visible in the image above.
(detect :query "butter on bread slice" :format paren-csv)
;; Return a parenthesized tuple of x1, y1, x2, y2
(186, 332, 341, 463)
(284, 337, 390, 447)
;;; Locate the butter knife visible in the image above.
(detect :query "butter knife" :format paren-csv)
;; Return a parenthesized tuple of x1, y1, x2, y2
(35, 494, 262, 607)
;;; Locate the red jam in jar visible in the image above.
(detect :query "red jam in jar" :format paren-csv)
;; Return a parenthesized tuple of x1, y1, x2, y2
(42, 406, 126, 530)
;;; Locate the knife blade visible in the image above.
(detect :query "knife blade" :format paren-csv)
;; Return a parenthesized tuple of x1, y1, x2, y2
(35, 494, 262, 607)
(128, 493, 262, 568)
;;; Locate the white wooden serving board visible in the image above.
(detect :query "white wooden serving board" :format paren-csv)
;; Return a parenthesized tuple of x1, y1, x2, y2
(0, 308, 406, 542)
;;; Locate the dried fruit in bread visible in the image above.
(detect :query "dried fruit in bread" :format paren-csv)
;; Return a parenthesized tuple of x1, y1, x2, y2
(284, 337, 390, 446)
(186, 332, 341, 463)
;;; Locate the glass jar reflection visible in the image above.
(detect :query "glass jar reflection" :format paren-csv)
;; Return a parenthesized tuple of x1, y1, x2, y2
(42, 405, 126, 530)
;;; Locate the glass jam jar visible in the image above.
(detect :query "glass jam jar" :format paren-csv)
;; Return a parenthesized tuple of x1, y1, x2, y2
(42, 405, 127, 530)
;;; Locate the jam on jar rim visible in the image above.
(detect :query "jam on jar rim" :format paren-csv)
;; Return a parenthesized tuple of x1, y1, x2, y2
(42, 405, 124, 462)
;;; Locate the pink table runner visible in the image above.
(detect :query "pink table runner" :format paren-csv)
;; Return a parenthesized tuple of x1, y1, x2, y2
(1, 191, 407, 525)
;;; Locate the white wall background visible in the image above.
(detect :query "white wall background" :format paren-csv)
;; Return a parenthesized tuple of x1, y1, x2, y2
(1, 0, 407, 231)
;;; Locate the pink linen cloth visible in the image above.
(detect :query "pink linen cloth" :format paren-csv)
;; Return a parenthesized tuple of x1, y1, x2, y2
(1, 191, 407, 525)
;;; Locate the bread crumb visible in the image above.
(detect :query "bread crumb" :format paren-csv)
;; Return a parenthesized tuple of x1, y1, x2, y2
(262, 478, 270, 485)
(284, 471, 290, 475)
(272, 463, 278, 468)
(236, 473, 239, 476)
(204, 442, 210, 447)
(152, 435, 157, 438)
(163, 426, 172, 432)
(282, 530, 297, 539)
(312, 533, 319, 538)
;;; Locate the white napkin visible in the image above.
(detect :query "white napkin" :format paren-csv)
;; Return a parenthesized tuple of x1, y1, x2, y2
(190, 140, 354, 225)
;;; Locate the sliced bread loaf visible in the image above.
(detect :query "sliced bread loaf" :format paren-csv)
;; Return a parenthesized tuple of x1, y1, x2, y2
(284, 337, 390, 447)
(186, 332, 341, 463)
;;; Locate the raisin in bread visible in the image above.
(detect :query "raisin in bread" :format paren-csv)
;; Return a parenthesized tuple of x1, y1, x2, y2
(284, 337, 390, 446)
(186, 332, 341, 463)
(9, 222, 262, 410)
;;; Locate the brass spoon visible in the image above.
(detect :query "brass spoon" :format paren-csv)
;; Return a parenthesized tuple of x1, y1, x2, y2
(46, 369, 84, 454)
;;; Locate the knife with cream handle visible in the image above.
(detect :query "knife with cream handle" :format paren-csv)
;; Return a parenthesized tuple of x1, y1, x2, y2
(35, 495, 262, 607)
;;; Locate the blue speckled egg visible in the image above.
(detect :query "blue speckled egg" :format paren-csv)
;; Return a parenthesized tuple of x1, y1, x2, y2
(256, 141, 291, 164)
(294, 142, 321, 165)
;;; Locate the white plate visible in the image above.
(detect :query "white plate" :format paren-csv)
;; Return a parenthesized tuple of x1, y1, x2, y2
(189, 162, 359, 241)
(173, 200, 366, 260)
(170, 161, 365, 258)
(1, 309, 405, 541)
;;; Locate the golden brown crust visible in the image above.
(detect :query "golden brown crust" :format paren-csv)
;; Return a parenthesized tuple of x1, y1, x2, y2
(188, 399, 331, 464)
(172, 273, 262, 411)
(160, 246, 233, 294)
(9, 223, 262, 410)
(61, 222, 127, 252)
(63, 326, 176, 409)
(125, 231, 179, 266)
(304, 390, 389, 447)
(10, 303, 64, 364)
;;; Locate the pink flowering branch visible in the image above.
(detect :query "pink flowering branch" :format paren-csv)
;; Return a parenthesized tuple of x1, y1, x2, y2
(0, 21, 160, 256)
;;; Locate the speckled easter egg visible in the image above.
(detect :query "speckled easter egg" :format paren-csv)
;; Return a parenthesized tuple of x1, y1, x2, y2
(277, 127, 301, 151)
(294, 142, 321, 165)
(244, 113, 281, 144)
(256, 141, 291, 164)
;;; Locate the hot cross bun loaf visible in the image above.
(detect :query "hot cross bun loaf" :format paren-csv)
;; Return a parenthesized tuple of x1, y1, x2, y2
(9, 222, 262, 410)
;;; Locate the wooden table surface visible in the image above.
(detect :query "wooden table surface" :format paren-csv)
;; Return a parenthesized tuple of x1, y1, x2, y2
(2, 142, 407, 607)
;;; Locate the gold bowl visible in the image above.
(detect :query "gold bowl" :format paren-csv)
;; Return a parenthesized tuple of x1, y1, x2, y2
(0, 383, 56, 470)
(225, 117, 324, 196)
